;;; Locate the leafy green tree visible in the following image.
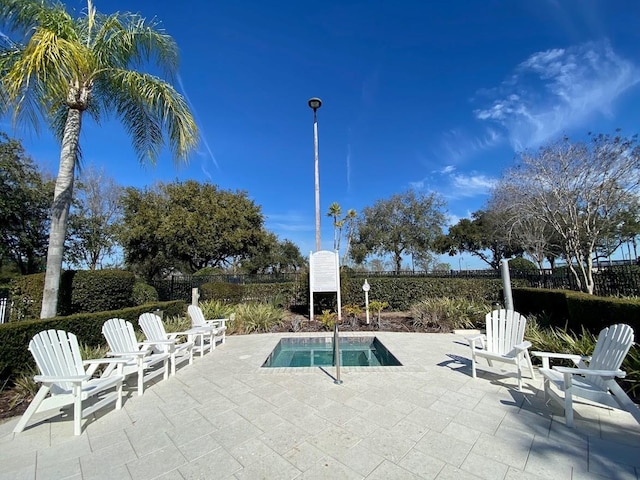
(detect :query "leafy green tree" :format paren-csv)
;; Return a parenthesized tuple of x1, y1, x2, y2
(436, 210, 523, 271)
(0, 132, 53, 274)
(0, 0, 198, 317)
(241, 234, 305, 274)
(65, 166, 122, 270)
(351, 190, 447, 273)
(120, 181, 269, 279)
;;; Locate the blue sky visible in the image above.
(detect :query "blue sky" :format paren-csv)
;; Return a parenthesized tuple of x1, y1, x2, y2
(4, 0, 640, 269)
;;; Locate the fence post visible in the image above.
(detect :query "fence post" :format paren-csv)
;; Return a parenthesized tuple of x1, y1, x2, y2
(191, 288, 200, 306)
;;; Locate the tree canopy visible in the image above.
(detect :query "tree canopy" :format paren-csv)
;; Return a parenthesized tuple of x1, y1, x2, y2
(119, 180, 271, 280)
(0, 132, 53, 274)
(436, 209, 523, 271)
(350, 189, 447, 272)
(493, 132, 640, 293)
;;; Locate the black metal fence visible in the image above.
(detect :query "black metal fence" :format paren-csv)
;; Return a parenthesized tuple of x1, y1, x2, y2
(152, 267, 640, 302)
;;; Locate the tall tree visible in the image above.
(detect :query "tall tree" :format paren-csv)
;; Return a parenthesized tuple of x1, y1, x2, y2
(65, 166, 122, 270)
(436, 210, 523, 271)
(496, 132, 640, 293)
(326, 202, 343, 251)
(0, 132, 53, 273)
(0, 0, 198, 317)
(120, 181, 269, 278)
(351, 189, 447, 273)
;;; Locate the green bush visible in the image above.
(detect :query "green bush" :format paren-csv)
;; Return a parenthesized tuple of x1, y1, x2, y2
(0, 300, 185, 382)
(409, 297, 489, 332)
(508, 257, 538, 272)
(199, 282, 245, 303)
(132, 281, 159, 305)
(9, 273, 45, 321)
(340, 277, 514, 311)
(229, 303, 285, 334)
(513, 287, 640, 337)
(60, 269, 136, 315)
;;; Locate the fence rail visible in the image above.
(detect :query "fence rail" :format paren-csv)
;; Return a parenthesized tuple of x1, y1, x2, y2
(153, 267, 640, 302)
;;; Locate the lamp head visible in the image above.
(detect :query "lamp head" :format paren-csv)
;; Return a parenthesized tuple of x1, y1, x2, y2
(308, 97, 322, 110)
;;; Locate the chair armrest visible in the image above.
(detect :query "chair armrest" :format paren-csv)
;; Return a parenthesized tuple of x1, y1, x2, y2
(34, 374, 90, 384)
(466, 334, 485, 349)
(532, 351, 584, 362)
(553, 366, 626, 378)
(206, 318, 227, 328)
(84, 357, 132, 365)
(107, 351, 149, 358)
(141, 340, 175, 346)
(514, 341, 532, 352)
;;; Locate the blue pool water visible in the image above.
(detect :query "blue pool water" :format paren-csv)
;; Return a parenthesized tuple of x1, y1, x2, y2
(262, 336, 402, 368)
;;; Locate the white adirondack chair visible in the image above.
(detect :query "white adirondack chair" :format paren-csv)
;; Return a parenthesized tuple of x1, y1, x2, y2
(533, 323, 640, 428)
(102, 318, 169, 396)
(13, 329, 125, 436)
(467, 309, 535, 391)
(187, 305, 227, 353)
(138, 313, 194, 375)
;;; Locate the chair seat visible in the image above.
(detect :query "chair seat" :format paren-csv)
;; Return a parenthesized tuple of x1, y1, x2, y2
(539, 368, 607, 395)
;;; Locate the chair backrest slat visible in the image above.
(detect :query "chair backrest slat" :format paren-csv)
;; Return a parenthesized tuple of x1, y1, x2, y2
(139, 313, 167, 341)
(103, 318, 138, 354)
(29, 330, 84, 393)
(188, 305, 206, 328)
(588, 324, 633, 382)
(485, 309, 527, 356)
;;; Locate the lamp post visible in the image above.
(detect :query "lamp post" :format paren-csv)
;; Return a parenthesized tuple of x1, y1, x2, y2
(308, 97, 322, 252)
(362, 279, 370, 325)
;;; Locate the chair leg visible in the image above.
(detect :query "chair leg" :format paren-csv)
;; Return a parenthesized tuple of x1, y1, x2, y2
(115, 379, 123, 410)
(73, 385, 83, 436)
(516, 357, 523, 391)
(524, 350, 535, 380)
(470, 348, 477, 379)
(563, 372, 574, 428)
(13, 385, 50, 433)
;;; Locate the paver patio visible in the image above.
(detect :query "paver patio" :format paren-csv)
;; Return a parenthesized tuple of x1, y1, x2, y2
(1, 331, 639, 479)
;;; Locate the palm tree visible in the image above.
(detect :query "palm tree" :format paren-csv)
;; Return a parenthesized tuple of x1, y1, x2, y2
(326, 202, 343, 251)
(342, 209, 357, 265)
(0, 0, 198, 318)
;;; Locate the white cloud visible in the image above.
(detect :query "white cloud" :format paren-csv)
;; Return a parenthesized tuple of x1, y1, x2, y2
(449, 173, 497, 198)
(474, 40, 640, 149)
(410, 170, 498, 200)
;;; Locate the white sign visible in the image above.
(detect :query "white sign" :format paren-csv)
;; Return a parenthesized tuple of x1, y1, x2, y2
(309, 250, 341, 321)
(310, 250, 339, 292)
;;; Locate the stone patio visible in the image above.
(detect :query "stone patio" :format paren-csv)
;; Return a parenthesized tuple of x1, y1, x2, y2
(1, 331, 639, 479)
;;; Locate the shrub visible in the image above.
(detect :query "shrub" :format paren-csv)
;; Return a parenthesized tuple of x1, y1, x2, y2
(368, 300, 389, 328)
(200, 282, 244, 303)
(231, 303, 285, 334)
(198, 300, 235, 321)
(60, 269, 136, 315)
(9, 273, 45, 321)
(132, 281, 159, 305)
(409, 297, 489, 332)
(508, 257, 538, 272)
(318, 309, 337, 330)
(342, 304, 362, 327)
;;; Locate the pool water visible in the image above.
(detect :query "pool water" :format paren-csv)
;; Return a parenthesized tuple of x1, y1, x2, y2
(262, 336, 402, 368)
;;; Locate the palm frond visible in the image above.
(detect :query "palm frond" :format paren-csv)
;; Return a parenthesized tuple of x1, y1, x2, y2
(102, 68, 197, 164)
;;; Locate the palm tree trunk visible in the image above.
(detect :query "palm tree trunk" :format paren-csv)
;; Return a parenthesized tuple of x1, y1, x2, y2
(40, 108, 82, 318)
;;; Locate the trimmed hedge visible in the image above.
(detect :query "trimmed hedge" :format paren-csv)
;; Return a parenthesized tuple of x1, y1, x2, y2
(513, 287, 640, 339)
(0, 300, 185, 382)
(10, 269, 137, 320)
(199, 282, 245, 303)
(339, 277, 513, 311)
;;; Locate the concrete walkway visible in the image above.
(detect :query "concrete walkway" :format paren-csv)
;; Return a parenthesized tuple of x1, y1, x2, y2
(1, 332, 639, 480)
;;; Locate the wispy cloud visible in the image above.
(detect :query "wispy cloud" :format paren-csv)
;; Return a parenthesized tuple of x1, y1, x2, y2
(474, 40, 640, 149)
(439, 127, 502, 164)
(265, 212, 313, 233)
(410, 167, 497, 200)
(176, 74, 219, 177)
